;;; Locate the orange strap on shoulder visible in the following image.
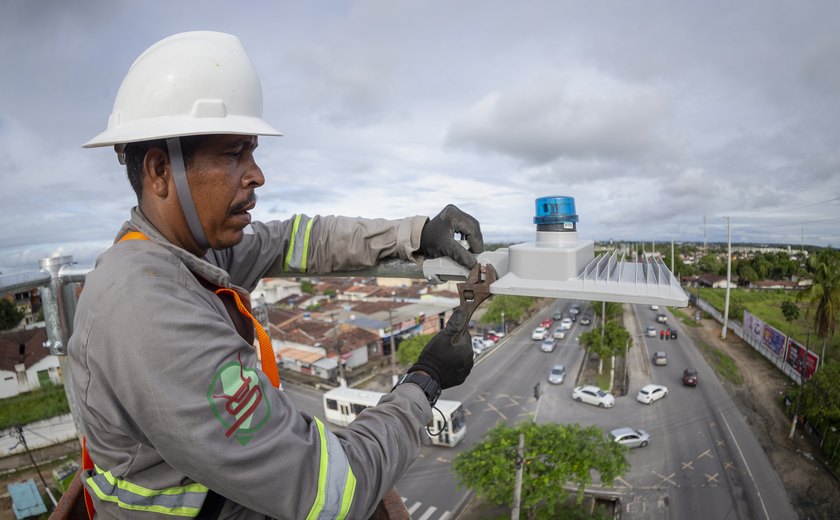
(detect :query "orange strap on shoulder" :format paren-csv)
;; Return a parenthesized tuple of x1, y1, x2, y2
(119, 230, 280, 389)
(119, 231, 150, 242)
(81, 436, 95, 519)
(214, 287, 280, 389)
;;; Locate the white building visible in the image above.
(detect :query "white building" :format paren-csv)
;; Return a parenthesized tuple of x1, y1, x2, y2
(0, 328, 62, 399)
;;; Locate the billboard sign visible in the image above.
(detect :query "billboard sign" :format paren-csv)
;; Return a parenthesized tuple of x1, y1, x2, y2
(761, 324, 787, 358)
(743, 311, 764, 345)
(785, 338, 819, 380)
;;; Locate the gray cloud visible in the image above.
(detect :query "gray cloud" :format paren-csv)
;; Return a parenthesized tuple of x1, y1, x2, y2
(445, 71, 671, 165)
(2, 0, 840, 277)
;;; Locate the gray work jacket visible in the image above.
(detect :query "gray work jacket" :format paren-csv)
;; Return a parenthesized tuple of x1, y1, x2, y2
(68, 208, 433, 519)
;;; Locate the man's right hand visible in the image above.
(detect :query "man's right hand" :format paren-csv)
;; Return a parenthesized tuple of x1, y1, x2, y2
(408, 308, 473, 389)
(419, 205, 484, 269)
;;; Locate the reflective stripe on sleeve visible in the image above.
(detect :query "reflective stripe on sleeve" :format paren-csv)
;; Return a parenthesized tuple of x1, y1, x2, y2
(306, 417, 357, 520)
(85, 465, 208, 517)
(283, 214, 313, 272)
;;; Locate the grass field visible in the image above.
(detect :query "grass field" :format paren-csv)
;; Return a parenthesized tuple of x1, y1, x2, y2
(0, 384, 69, 429)
(697, 288, 839, 354)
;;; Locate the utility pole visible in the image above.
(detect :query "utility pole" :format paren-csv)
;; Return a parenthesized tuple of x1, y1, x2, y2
(13, 425, 57, 508)
(387, 308, 398, 386)
(671, 239, 675, 275)
(501, 310, 505, 335)
(722, 217, 732, 340)
(601, 301, 606, 341)
(703, 214, 707, 256)
(511, 432, 525, 520)
(789, 333, 812, 439)
(330, 313, 346, 387)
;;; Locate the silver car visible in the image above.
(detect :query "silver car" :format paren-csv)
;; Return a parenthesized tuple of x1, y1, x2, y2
(548, 364, 566, 384)
(610, 427, 650, 448)
(540, 338, 557, 352)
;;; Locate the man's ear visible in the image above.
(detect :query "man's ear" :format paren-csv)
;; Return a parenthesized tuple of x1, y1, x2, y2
(144, 146, 171, 198)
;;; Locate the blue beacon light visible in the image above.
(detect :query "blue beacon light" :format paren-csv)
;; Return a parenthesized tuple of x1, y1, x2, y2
(533, 196, 578, 232)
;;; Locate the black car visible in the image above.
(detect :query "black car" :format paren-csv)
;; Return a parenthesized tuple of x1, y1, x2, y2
(669, 329, 678, 340)
(580, 315, 592, 325)
(683, 368, 698, 386)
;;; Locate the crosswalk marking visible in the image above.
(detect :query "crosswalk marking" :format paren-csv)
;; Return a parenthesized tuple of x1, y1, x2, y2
(401, 498, 451, 520)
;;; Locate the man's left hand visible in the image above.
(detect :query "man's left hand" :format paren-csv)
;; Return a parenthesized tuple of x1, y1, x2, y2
(420, 205, 484, 268)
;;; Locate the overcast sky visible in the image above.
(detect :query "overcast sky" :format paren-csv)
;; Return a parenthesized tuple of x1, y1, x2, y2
(2, 0, 839, 274)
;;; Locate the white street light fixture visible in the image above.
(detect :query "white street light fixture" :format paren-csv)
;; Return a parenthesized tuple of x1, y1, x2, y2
(423, 196, 688, 308)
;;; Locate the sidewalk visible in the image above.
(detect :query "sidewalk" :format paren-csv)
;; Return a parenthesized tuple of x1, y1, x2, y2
(622, 305, 650, 397)
(0, 414, 77, 457)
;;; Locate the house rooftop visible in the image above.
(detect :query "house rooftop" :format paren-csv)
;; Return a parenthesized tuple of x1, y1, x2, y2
(0, 328, 48, 372)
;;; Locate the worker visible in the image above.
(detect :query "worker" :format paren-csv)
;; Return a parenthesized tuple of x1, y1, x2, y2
(69, 31, 483, 519)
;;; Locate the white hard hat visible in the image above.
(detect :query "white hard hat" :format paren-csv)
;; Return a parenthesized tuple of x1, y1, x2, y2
(83, 31, 282, 148)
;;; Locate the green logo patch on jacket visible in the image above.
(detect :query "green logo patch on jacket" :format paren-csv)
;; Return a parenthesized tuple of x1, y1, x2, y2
(207, 356, 271, 446)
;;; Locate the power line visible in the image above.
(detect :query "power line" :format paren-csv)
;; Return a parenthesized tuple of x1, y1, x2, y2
(747, 215, 840, 229)
(770, 195, 840, 214)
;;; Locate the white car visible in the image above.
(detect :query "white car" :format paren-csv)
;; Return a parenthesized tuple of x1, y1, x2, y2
(553, 327, 566, 340)
(649, 304, 659, 311)
(471, 337, 488, 355)
(559, 318, 573, 331)
(571, 385, 615, 408)
(636, 384, 668, 404)
(488, 329, 505, 338)
(646, 326, 657, 337)
(531, 327, 548, 340)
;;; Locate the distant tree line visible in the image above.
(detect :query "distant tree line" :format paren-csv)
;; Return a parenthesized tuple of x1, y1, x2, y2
(662, 247, 812, 283)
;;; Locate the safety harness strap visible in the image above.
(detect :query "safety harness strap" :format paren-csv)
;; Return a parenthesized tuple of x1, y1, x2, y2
(214, 287, 280, 388)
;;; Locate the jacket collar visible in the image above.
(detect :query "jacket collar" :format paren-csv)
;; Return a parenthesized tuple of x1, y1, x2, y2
(119, 207, 231, 288)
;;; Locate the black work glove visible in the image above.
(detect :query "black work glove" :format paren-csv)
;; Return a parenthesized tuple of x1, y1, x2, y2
(409, 307, 473, 389)
(420, 205, 484, 269)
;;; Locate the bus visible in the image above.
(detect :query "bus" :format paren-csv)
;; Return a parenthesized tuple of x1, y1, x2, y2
(322, 387, 467, 447)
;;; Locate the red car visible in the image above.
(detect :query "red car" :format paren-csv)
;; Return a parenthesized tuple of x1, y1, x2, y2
(683, 368, 698, 386)
(541, 319, 553, 329)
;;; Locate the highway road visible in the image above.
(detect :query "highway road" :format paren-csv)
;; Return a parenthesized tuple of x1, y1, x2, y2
(287, 301, 797, 519)
(287, 299, 587, 520)
(599, 304, 797, 519)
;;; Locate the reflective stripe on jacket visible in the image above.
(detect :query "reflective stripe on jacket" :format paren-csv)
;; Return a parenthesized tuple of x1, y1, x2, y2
(84, 466, 208, 517)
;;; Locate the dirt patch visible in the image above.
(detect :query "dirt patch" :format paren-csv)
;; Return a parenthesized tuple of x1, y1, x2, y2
(685, 305, 840, 520)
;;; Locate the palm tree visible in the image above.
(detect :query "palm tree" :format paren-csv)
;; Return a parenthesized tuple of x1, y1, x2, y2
(798, 250, 840, 362)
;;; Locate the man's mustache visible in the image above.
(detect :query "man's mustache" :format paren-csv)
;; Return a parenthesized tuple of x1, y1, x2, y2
(231, 193, 257, 214)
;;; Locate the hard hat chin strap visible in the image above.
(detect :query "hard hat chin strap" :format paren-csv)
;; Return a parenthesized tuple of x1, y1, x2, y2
(167, 137, 211, 251)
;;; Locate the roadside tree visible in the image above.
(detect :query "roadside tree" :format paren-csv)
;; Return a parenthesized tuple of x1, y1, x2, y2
(0, 298, 25, 331)
(395, 333, 432, 366)
(798, 250, 840, 361)
(580, 322, 630, 375)
(453, 421, 628, 520)
(481, 295, 537, 328)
